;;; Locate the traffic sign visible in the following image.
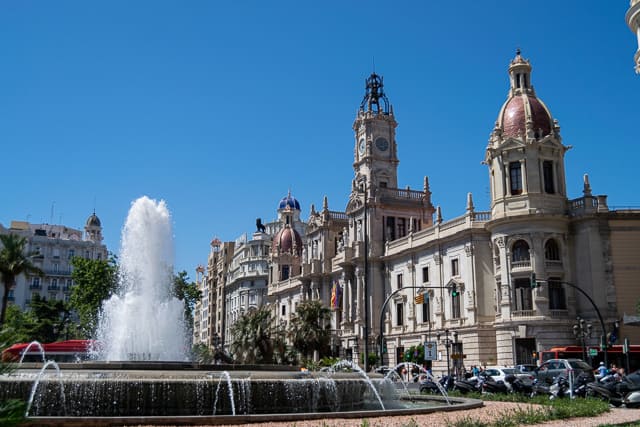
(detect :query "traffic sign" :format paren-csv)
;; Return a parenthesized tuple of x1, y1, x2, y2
(451, 354, 467, 360)
(424, 341, 437, 361)
(589, 348, 598, 357)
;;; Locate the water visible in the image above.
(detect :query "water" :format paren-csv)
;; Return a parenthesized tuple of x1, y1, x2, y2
(18, 341, 46, 364)
(25, 360, 66, 417)
(94, 196, 188, 361)
(385, 362, 451, 405)
(212, 371, 236, 415)
(329, 359, 386, 410)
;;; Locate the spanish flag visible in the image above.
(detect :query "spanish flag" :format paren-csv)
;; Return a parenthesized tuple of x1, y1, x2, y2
(331, 281, 341, 309)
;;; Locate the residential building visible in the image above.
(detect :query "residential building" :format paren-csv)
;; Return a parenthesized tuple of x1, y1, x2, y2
(0, 212, 109, 309)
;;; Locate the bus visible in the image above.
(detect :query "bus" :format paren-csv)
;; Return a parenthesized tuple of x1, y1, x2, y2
(1, 339, 94, 363)
(539, 345, 640, 373)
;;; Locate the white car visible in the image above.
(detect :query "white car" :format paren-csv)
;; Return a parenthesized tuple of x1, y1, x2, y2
(482, 366, 534, 385)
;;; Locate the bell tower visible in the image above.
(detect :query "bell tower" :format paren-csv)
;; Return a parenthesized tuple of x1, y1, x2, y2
(352, 73, 399, 190)
(485, 50, 570, 219)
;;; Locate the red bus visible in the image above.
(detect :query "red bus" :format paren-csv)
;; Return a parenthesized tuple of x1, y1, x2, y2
(1, 339, 95, 363)
(540, 345, 640, 372)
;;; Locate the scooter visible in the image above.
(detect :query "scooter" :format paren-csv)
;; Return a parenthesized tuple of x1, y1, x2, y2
(419, 374, 454, 394)
(453, 375, 484, 394)
(481, 374, 511, 394)
(504, 374, 534, 396)
(531, 375, 570, 399)
(586, 374, 625, 406)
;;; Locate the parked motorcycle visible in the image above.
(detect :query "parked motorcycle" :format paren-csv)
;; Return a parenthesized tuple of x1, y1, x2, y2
(588, 371, 640, 408)
(504, 374, 534, 396)
(453, 375, 484, 394)
(419, 374, 454, 394)
(481, 374, 511, 394)
(531, 375, 570, 399)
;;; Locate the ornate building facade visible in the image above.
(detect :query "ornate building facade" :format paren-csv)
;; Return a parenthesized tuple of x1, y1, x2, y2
(0, 213, 109, 310)
(196, 52, 640, 370)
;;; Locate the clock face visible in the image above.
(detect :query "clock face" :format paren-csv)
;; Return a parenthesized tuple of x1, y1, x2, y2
(375, 137, 389, 151)
(358, 138, 366, 154)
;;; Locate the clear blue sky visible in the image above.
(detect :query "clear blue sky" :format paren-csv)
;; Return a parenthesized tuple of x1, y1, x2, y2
(1, 1, 637, 278)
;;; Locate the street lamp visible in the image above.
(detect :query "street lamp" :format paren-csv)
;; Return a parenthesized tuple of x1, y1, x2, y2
(436, 329, 457, 378)
(573, 316, 592, 363)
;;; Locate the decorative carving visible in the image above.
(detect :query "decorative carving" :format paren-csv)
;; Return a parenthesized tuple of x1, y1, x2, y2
(256, 218, 266, 233)
(434, 253, 442, 265)
(495, 237, 505, 248)
(465, 244, 474, 257)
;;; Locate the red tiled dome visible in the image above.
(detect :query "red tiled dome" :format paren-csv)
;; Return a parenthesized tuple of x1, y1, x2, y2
(501, 94, 553, 139)
(271, 226, 302, 256)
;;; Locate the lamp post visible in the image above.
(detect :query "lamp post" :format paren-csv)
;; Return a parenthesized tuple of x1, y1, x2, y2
(573, 316, 592, 363)
(436, 329, 457, 378)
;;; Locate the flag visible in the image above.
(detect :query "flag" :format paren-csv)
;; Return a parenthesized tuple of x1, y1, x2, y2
(414, 294, 424, 304)
(331, 281, 341, 309)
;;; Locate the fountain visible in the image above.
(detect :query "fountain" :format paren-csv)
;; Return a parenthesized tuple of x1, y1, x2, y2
(94, 196, 188, 361)
(0, 196, 482, 424)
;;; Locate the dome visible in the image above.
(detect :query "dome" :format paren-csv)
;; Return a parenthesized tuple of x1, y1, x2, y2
(86, 212, 101, 227)
(271, 225, 303, 256)
(500, 94, 553, 139)
(495, 50, 555, 140)
(278, 191, 301, 211)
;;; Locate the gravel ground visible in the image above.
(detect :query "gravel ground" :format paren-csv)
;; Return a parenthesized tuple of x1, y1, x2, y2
(135, 401, 640, 427)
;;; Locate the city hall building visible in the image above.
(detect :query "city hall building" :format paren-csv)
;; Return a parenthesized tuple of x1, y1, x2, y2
(194, 52, 640, 371)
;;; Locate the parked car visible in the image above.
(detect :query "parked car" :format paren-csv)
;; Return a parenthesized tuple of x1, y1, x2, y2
(481, 366, 517, 383)
(515, 364, 537, 374)
(533, 358, 594, 384)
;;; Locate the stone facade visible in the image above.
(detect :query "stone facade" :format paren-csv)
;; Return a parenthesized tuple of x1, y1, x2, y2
(195, 53, 640, 371)
(0, 213, 108, 310)
(627, 0, 640, 73)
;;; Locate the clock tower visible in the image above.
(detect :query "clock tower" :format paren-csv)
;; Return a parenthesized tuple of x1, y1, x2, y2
(353, 73, 399, 190)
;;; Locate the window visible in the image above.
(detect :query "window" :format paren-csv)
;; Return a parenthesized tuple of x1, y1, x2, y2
(544, 239, 560, 261)
(548, 278, 566, 310)
(281, 265, 290, 280)
(396, 303, 404, 326)
(281, 305, 286, 316)
(397, 218, 406, 239)
(451, 258, 459, 276)
(451, 291, 461, 318)
(397, 273, 403, 289)
(496, 279, 502, 313)
(385, 217, 396, 241)
(422, 266, 429, 283)
(68, 249, 75, 259)
(511, 240, 530, 262)
(514, 278, 533, 311)
(32, 277, 40, 288)
(422, 299, 430, 324)
(543, 161, 555, 194)
(509, 162, 523, 195)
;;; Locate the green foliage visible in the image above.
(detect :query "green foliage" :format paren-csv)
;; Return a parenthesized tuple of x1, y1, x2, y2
(191, 343, 215, 364)
(69, 255, 118, 337)
(230, 306, 274, 364)
(359, 352, 379, 370)
(0, 361, 26, 426)
(0, 398, 27, 427)
(403, 344, 424, 363)
(0, 233, 44, 325)
(288, 300, 331, 360)
(0, 297, 71, 348)
(172, 270, 201, 330)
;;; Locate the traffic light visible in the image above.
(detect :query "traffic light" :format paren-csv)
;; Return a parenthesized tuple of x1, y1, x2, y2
(450, 283, 459, 297)
(530, 272, 539, 288)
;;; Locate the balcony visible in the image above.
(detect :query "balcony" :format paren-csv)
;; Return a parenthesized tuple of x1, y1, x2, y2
(48, 285, 60, 291)
(29, 284, 42, 290)
(512, 310, 536, 318)
(511, 260, 531, 270)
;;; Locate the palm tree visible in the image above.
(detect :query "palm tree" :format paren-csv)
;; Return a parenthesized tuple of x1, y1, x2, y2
(230, 306, 274, 364)
(0, 234, 43, 325)
(289, 300, 331, 361)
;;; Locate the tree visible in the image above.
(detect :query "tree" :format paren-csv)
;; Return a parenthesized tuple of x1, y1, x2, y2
(172, 270, 201, 331)
(24, 295, 71, 343)
(289, 300, 331, 361)
(230, 306, 274, 364)
(68, 255, 118, 337)
(0, 234, 43, 325)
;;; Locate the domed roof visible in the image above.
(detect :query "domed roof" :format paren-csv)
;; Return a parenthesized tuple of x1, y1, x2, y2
(86, 212, 101, 227)
(271, 225, 303, 256)
(278, 191, 301, 211)
(500, 94, 553, 139)
(495, 50, 555, 140)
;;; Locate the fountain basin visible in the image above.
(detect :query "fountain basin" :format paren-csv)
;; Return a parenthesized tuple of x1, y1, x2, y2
(0, 362, 482, 423)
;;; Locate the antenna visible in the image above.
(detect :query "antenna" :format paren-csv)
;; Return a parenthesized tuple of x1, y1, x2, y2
(50, 201, 55, 224)
(372, 56, 376, 73)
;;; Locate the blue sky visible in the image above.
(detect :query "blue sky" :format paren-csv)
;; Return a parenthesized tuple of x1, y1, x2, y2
(1, 1, 637, 278)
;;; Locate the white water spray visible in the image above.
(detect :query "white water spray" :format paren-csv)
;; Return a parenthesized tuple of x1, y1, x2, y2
(94, 196, 188, 361)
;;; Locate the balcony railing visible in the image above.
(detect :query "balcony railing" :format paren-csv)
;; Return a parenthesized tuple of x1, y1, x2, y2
(512, 310, 536, 317)
(511, 260, 531, 269)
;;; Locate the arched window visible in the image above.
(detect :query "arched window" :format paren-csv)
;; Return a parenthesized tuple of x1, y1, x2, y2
(544, 239, 560, 261)
(511, 240, 530, 262)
